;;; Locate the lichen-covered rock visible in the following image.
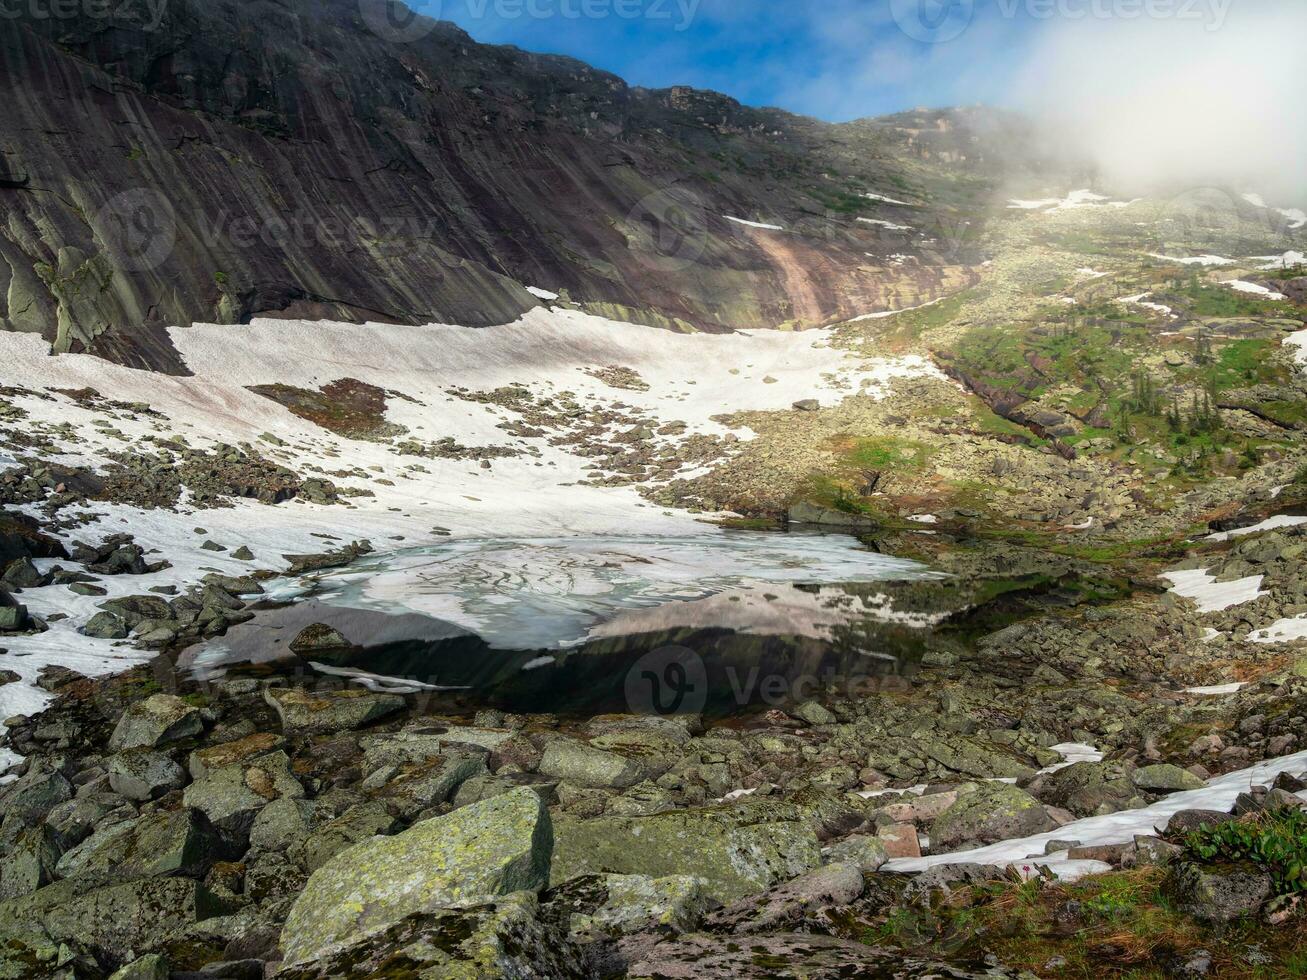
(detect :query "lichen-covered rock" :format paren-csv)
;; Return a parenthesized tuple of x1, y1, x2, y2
(276, 892, 583, 980)
(1165, 861, 1273, 923)
(705, 862, 865, 935)
(108, 694, 203, 751)
(107, 954, 169, 980)
(931, 782, 1056, 852)
(0, 825, 62, 899)
(0, 877, 229, 971)
(55, 808, 224, 885)
(1130, 764, 1205, 793)
(0, 768, 72, 827)
(791, 701, 838, 726)
(1029, 761, 1140, 818)
(84, 611, 129, 639)
(182, 750, 303, 841)
(288, 623, 351, 653)
(249, 797, 319, 854)
(823, 834, 888, 871)
(551, 807, 821, 903)
(549, 873, 709, 941)
(539, 739, 647, 789)
(298, 801, 398, 872)
(279, 787, 552, 967)
(187, 731, 282, 779)
(623, 931, 1020, 978)
(107, 749, 187, 801)
(264, 686, 404, 735)
(378, 753, 487, 818)
(98, 595, 173, 629)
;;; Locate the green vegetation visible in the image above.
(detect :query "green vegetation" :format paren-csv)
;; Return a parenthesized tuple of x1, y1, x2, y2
(852, 866, 1307, 978)
(1185, 807, 1307, 896)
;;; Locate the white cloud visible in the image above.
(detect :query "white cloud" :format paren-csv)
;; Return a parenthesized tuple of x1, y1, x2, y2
(1014, 3, 1307, 200)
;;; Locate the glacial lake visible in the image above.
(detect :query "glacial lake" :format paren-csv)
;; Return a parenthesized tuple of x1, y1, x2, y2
(185, 531, 956, 718)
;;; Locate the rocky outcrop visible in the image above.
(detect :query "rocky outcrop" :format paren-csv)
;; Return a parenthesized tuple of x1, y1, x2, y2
(0, 0, 1016, 368)
(279, 787, 553, 966)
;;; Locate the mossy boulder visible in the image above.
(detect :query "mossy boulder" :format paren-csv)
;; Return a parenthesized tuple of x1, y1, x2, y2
(279, 787, 552, 967)
(550, 807, 821, 903)
(264, 686, 404, 735)
(55, 808, 224, 885)
(182, 750, 303, 842)
(108, 694, 203, 751)
(1165, 860, 1273, 923)
(1130, 763, 1205, 793)
(539, 739, 647, 789)
(931, 782, 1056, 852)
(276, 892, 582, 979)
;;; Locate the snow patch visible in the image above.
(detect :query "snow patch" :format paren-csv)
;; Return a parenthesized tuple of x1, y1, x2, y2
(1250, 615, 1307, 645)
(885, 749, 1307, 879)
(724, 216, 783, 231)
(1147, 253, 1236, 267)
(1160, 567, 1267, 613)
(1223, 279, 1286, 300)
(857, 217, 912, 231)
(1206, 515, 1307, 541)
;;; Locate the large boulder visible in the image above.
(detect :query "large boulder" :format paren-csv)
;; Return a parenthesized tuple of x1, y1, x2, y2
(930, 782, 1057, 852)
(551, 807, 822, 903)
(275, 892, 583, 980)
(539, 739, 646, 789)
(107, 750, 187, 801)
(1130, 764, 1204, 793)
(55, 809, 225, 885)
(704, 862, 865, 935)
(182, 750, 303, 842)
(0, 825, 62, 899)
(377, 754, 488, 818)
(547, 873, 709, 941)
(108, 694, 203, 751)
(0, 877, 229, 971)
(1029, 761, 1140, 818)
(1165, 861, 1273, 923)
(279, 787, 552, 967)
(0, 768, 72, 827)
(264, 686, 405, 735)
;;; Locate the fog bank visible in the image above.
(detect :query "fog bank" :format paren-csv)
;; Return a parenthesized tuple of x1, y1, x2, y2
(1017, 4, 1307, 204)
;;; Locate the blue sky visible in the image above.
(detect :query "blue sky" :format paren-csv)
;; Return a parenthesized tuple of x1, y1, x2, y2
(414, 0, 1041, 121)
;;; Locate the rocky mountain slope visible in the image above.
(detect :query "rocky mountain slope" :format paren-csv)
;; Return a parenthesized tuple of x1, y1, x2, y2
(0, 0, 1063, 371)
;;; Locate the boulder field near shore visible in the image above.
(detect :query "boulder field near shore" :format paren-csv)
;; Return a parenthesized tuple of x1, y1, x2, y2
(4, 528, 1307, 979)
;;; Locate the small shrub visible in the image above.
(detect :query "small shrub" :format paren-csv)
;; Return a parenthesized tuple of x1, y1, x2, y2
(1183, 807, 1307, 895)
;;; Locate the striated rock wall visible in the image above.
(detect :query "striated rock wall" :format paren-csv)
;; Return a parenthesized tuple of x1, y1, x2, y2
(0, 0, 1047, 371)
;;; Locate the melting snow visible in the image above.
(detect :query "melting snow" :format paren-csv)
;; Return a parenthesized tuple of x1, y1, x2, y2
(862, 192, 912, 206)
(1185, 682, 1246, 695)
(724, 216, 784, 231)
(885, 749, 1307, 880)
(1160, 568, 1267, 612)
(526, 286, 559, 301)
(1224, 280, 1286, 300)
(1286, 330, 1307, 367)
(1147, 253, 1236, 267)
(1206, 515, 1307, 541)
(858, 217, 912, 231)
(1119, 293, 1173, 316)
(1250, 615, 1307, 645)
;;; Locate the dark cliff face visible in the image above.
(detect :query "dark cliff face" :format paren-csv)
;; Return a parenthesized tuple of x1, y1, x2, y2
(0, 0, 1051, 371)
